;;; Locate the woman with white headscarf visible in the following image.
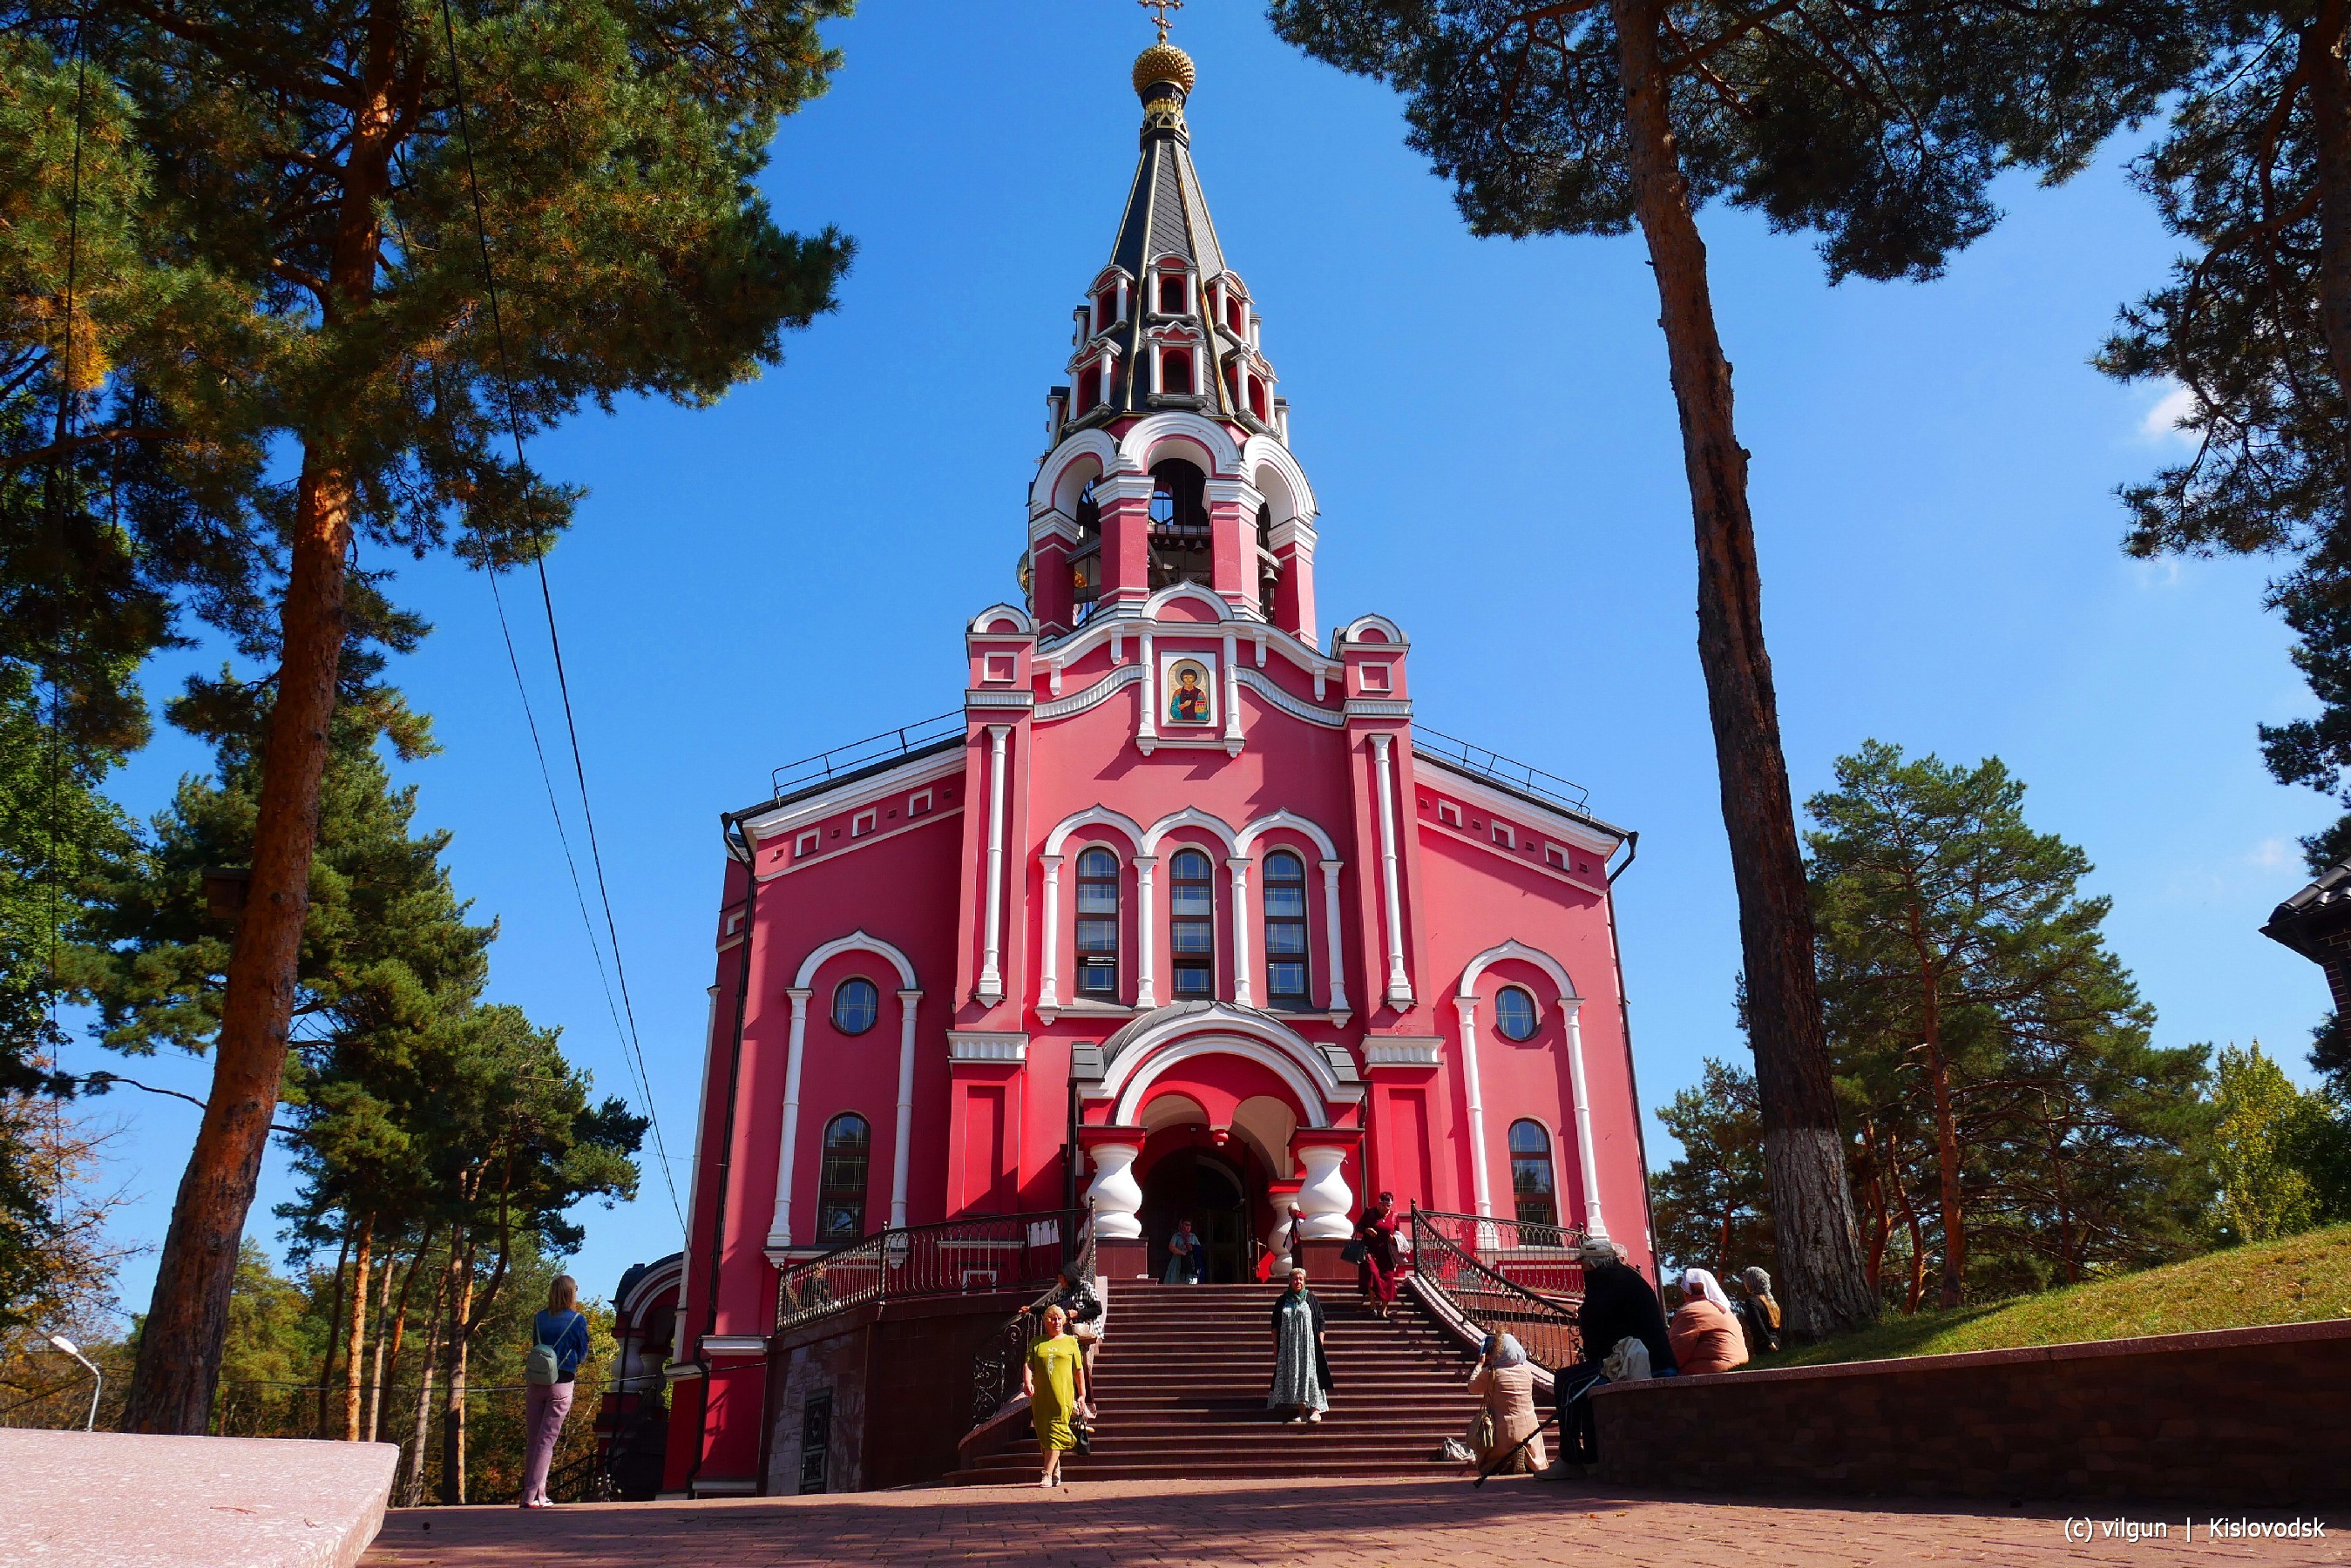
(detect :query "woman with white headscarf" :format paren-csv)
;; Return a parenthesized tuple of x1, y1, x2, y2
(1464, 1331, 1547, 1474)
(1666, 1267, 1750, 1375)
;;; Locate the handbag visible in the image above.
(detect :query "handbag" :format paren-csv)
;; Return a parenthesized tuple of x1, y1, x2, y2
(1339, 1240, 1367, 1265)
(1071, 1413, 1093, 1456)
(1468, 1407, 1496, 1451)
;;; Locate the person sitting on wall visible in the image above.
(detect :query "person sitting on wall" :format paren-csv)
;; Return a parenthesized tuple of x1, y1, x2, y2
(1666, 1267, 1751, 1376)
(1734, 1265, 1782, 1358)
(1554, 1234, 1676, 1472)
(1030, 1262, 1105, 1416)
(1164, 1219, 1206, 1284)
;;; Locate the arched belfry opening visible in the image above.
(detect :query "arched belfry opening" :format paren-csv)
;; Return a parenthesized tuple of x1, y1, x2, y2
(1071, 478, 1102, 622)
(1148, 457, 1210, 589)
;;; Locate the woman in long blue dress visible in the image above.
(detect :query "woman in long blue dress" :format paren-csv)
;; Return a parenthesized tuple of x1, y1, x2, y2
(1266, 1267, 1332, 1424)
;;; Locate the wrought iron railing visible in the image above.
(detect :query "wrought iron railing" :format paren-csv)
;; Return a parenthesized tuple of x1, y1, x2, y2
(1408, 1206, 1584, 1372)
(966, 1205, 1098, 1436)
(543, 1449, 616, 1504)
(1413, 727, 1592, 814)
(769, 711, 963, 801)
(1413, 1208, 1588, 1301)
(776, 1210, 1089, 1334)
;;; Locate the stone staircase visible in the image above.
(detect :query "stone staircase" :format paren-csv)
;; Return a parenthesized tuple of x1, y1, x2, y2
(943, 1281, 1480, 1484)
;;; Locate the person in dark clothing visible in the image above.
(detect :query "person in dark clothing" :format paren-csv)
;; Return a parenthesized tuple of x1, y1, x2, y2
(1555, 1235, 1675, 1468)
(1734, 1265, 1782, 1357)
(1267, 1267, 1334, 1423)
(1030, 1262, 1104, 1412)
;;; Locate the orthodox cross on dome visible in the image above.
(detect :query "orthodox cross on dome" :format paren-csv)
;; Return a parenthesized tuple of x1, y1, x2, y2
(1138, 0, 1182, 44)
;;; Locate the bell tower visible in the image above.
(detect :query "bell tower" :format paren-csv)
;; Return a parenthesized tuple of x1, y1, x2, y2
(1026, 21, 1320, 644)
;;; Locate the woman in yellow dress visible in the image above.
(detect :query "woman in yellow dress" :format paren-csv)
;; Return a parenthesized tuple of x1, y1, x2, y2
(1022, 1302, 1088, 1487)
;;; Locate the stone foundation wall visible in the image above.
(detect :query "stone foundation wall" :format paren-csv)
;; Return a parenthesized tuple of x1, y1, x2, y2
(1589, 1318, 2348, 1506)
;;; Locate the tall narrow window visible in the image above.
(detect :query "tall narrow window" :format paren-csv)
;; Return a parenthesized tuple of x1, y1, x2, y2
(816, 1113, 871, 1242)
(1157, 272, 1186, 314)
(1147, 458, 1210, 589)
(1263, 849, 1310, 1007)
(1160, 347, 1193, 395)
(1094, 287, 1118, 333)
(1169, 848, 1215, 998)
(1075, 847, 1120, 997)
(1508, 1119, 1557, 1228)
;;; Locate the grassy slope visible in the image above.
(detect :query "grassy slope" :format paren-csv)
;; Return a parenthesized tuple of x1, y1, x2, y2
(1759, 1223, 2351, 1368)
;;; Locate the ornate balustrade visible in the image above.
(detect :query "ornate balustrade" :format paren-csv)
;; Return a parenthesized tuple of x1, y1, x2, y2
(1407, 1206, 1584, 1372)
(967, 1206, 1099, 1436)
(774, 1210, 1090, 1335)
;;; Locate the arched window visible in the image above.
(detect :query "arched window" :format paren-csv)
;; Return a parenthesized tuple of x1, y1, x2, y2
(831, 977, 879, 1035)
(1160, 347, 1193, 395)
(1071, 479, 1102, 622)
(1494, 985, 1538, 1042)
(1262, 849, 1309, 1007)
(1247, 375, 1269, 420)
(1094, 286, 1119, 333)
(1147, 458, 1210, 589)
(815, 1113, 871, 1241)
(1076, 847, 1120, 997)
(1169, 847, 1215, 998)
(1157, 272, 1187, 314)
(1077, 363, 1103, 416)
(1508, 1119, 1557, 1228)
(1256, 500, 1281, 612)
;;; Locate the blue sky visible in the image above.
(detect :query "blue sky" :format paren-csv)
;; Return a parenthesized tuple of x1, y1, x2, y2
(78, 2, 2336, 1315)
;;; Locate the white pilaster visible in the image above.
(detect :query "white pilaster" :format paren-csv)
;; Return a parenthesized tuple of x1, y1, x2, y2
(1222, 630, 1243, 751)
(976, 724, 1011, 1004)
(1037, 853, 1064, 1015)
(1228, 855, 1253, 1006)
(1563, 998, 1605, 1237)
(1138, 631, 1158, 752)
(1368, 732, 1413, 1008)
(1134, 854, 1159, 1009)
(1087, 1141, 1145, 1239)
(766, 987, 814, 1251)
(889, 988, 924, 1230)
(1318, 858, 1350, 1017)
(1454, 992, 1494, 1220)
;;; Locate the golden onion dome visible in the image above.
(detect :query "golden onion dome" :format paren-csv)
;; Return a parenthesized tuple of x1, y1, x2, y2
(1133, 41, 1196, 99)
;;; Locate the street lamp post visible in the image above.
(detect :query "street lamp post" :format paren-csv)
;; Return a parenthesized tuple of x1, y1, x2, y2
(48, 1335, 101, 1431)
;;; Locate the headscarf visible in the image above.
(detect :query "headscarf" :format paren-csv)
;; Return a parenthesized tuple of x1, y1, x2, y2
(1680, 1267, 1733, 1312)
(1742, 1266, 1773, 1300)
(1487, 1333, 1528, 1369)
(1578, 1234, 1616, 1266)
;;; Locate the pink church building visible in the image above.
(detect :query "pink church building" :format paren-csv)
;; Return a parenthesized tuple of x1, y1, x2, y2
(654, 37, 1654, 1495)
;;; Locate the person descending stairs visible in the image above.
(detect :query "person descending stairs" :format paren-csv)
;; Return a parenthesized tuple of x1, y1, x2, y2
(943, 1280, 1484, 1484)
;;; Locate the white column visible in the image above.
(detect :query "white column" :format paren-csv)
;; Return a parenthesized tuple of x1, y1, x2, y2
(1086, 1140, 1144, 1239)
(1454, 992, 1494, 1220)
(976, 724, 1011, 1004)
(1133, 854, 1159, 1009)
(1221, 631, 1242, 747)
(1562, 999, 1606, 1238)
(1138, 632, 1158, 748)
(889, 988, 924, 1230)
(1318, 858, 1350, 1016)
(1037, 853, 1064, 1011)
(1296, 1146, 1356, 1240)
(1227, 855, 1253, 1006)
(766, 987, 814, 1250)
(1368, 733, 1414, 1008)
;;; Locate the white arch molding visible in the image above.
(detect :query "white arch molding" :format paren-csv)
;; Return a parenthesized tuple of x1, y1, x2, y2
(1141, 805, 1240, 855)
(1094, 1003, 1358, 1125)
(1038, 808, 1148, 1018)
(1452, 938, 1604, 1240)
(769, 930, 923, 1254)
(1119, 409, 1244, 476)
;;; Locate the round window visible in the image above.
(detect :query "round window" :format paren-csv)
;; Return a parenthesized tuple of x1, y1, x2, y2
(1494, 985, 1539, 1041)
(831, 977, 879, 1035)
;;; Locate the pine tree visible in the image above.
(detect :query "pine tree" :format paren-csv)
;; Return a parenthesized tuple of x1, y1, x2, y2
(1270, 0, 2196, 1336)
(0, 0, 852, 1431)
(1808, 741, 2212, 1306)
(1650, 1057, 1773, 1278)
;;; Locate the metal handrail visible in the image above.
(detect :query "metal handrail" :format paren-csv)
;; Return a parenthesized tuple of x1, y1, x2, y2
(1413, 727, 1591, 814)
(775, 1210, 1088, 1334)
(769, 711, 964, 799)
(967, 1203, 1097, 1436)
(1408, 1206, 1584, 1372)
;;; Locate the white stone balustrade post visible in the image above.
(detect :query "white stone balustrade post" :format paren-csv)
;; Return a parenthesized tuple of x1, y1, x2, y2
(1086, 1141, 1145, 1239)
(1296, 1146, 1356, 1240)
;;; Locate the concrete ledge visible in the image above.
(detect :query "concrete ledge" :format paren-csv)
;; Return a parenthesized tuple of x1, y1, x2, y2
(1591, 1317, 2351, 1505)
(0, 1429, 398, 1567)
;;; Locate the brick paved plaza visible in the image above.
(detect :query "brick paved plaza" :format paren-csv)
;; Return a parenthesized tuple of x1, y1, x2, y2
(360, 1476, 2342, 1567)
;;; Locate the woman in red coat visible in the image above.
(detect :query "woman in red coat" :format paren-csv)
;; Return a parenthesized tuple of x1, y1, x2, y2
(1353, 1192, 1401, 1320)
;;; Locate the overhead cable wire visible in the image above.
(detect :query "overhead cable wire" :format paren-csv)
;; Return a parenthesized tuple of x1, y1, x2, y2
(429, 0, 682, 1228)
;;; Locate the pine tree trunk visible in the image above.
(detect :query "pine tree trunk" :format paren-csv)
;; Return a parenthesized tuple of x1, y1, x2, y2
(315, 1227, 351, 1440)
(119, 4, 406, 1436)
(441, 1243, 474, 1504)
(1608, 0, 1874, 1338)
(365, 1255, 396, 1442)
(373, 1237, 431, 1443)
(2307, 0, 2351, 447)
(342, 1212, 374, 1439)
(403, 1269, 446, 1508)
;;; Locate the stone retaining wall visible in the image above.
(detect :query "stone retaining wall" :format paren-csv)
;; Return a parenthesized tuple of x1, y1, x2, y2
(1589, 1318, 2348, 1505)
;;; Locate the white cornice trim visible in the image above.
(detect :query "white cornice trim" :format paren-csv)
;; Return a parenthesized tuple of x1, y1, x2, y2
(1038, 663, 1142, 721)
(1345, 698, 1414, 720)
(1362, 1036, 1444, 1068)
(742, 748, 965, 843)
(948, 1031, 1031, 1063)
(1040, 610, 1339, 685)
(1237, 667, 1344, 729)
(760, 807, 963, 881)
(1413, 760, 1623, 856)
(965, 690, 1035, 710)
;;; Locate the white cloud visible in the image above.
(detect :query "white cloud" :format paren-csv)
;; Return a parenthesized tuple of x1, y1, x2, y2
(2251, 837, 2293, 870)
(2139, 381, 2199, 446)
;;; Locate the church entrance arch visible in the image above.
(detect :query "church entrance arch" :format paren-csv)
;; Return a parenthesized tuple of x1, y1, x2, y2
(1138, 1146, 1251, 1283)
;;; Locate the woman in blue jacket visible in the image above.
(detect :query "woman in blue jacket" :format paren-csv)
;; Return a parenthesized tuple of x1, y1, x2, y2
(521, 1275, 592, 1508)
